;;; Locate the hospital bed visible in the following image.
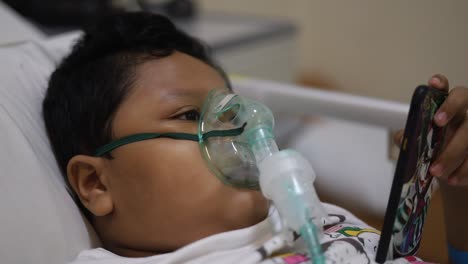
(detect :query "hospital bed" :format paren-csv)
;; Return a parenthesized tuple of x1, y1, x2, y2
(0, 3, 445, 263)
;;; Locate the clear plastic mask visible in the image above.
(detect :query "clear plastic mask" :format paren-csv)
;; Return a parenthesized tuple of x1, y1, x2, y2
(198, 88, 275, 189)
(94, 88, 275, 190)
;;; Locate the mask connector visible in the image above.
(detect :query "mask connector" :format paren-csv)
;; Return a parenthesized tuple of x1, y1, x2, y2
(258, 149, 327, 263)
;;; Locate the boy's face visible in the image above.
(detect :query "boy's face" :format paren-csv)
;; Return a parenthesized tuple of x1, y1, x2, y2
(87, 52, 269, 256)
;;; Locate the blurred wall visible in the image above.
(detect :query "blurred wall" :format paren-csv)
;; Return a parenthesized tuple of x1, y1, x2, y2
(199, 0, 468, 103)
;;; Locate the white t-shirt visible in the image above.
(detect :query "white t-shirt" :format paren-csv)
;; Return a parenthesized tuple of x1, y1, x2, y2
(70, 203, 427, 264)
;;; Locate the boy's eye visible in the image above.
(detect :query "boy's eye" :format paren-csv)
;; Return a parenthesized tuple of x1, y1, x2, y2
(176, 109, 200, 121)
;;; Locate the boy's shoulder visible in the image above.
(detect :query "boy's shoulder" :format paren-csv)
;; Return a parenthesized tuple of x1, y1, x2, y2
(69, 203, 425, 264)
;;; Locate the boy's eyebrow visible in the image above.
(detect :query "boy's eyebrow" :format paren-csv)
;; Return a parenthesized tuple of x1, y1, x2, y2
(158, 87, 205, 101)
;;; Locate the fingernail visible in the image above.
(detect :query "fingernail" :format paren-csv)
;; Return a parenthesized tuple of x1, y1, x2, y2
(430, 164, 443, 177)
(436, 112, 447, 123)
(431, 77, 441, 86)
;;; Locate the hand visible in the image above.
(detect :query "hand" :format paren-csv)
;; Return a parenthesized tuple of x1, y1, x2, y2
(393, 74, 468, 186)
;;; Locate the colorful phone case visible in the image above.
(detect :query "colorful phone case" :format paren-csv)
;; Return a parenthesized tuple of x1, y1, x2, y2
(375, 85, 447, 263)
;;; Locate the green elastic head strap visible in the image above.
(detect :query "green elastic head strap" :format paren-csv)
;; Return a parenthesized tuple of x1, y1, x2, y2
(94, 123, 247, 157)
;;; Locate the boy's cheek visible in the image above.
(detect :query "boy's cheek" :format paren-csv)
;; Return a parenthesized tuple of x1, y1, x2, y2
(108, 139, 215, 193)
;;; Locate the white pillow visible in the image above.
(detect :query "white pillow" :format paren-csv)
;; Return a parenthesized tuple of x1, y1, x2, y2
(0, 2, 44, 45)
(0, 35, 99, 264)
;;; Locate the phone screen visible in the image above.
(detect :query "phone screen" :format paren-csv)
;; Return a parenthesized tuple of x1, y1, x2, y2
(376, 85, 447, 262)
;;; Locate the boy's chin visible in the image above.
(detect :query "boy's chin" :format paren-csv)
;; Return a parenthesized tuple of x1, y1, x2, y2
(221, 188, 270, 229)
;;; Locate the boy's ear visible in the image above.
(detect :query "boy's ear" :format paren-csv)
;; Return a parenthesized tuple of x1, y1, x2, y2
(67, 155, 114, 217)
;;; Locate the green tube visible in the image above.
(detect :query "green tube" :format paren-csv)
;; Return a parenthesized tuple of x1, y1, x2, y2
(300, 222, 325, 264)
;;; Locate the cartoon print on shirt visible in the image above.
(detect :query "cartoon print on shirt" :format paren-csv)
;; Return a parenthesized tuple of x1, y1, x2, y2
(266, 252, 309, 264)
(324, 224, 344, 239)
(323, 225, 381, 255)
(337, 226, 381, 238)
(325, 224, 380, 237)
(356, 231, 380, 255)
(322, 238, 370, 264)
(323, 214, 347, 229)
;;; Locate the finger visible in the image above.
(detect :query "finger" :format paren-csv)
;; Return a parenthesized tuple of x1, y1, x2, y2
(430, 118, 468, 179)
(428, 74, 449, 91)
(393, 129, 404, 146)
(448, 158, 468, 186)
(434, 86, 468, 127)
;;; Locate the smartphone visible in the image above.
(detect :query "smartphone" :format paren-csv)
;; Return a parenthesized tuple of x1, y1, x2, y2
(375, 85, 447, 263)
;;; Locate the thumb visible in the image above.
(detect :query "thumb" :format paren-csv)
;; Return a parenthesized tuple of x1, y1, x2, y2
(428, 74, 449, 92)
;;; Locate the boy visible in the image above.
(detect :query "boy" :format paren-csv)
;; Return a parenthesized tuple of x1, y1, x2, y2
(43, 12, 468, 263)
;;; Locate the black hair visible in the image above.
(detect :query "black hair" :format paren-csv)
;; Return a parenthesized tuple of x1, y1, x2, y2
(43, 12, 230, 183)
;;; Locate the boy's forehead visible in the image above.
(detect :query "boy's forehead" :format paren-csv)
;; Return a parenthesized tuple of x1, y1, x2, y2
(130, 52, 225, 101)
